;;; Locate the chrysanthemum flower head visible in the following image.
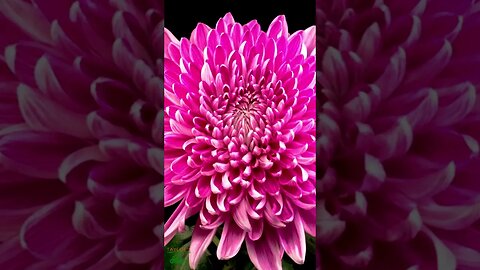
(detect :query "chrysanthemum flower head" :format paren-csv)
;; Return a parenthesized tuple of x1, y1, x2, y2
(164, 13, 316, 270)
(317, 0, 480, 269)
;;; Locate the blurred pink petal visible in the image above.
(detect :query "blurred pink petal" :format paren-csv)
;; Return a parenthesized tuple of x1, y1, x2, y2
(0, 0, 164, 268)
(318, 0, 480, 268)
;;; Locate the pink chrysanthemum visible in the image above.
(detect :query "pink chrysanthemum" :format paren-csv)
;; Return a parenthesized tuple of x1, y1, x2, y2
(0, 0, 164, 268)
(318, 0, 480, 269)
(164, 13, 316, 269)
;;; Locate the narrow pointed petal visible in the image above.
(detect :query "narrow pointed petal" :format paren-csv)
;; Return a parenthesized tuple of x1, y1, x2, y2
(246, 227, 283, 270)
(189, 220, 217, 269)
(217, 218, 245, 260)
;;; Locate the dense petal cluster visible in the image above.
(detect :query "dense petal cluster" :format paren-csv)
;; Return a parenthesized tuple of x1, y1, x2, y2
(0, 0, 164, 268)
(164, 13, 316, 270)
(318, 0, 480, 269)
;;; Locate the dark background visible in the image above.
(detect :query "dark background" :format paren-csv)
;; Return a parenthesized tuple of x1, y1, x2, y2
(165, 0, 315, 37)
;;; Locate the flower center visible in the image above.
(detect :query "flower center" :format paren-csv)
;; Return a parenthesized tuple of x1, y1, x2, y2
(223, 84, 268, 141)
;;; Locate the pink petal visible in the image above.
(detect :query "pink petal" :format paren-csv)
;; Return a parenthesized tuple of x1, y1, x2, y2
(20, 195, 95, 261)
(189, 23, 211, 50)
(246, 226, 283, 270)
(0, 0, 52, 43)
(267, 15, 288, 40)
(164, 202, 187, 245)
(233, 198, 252, 231)
(299, 208, 315, 236)
(164, 183, 187, 206)
(0, 237, 38, 269)
(72, 197, 120, 239)
(189, 220, 217, 269)
(420, 200, 480, 230)
(59, 145, 108, 185)
(248, 219, 264, 241)
(115, 226, 161, 264)
(278, 212, 306, 264)
(302, 26, 315, 55)
(0, 130, 84, 178)
(217, 218, 245, 260)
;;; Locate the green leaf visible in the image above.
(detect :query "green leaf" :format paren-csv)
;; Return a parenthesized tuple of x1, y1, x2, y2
(306, 234, 316, 254)
(165, 226, 193, 270)
(244, 261, 256, 270)
(282, 260, 295, 270)
(166, 248, 190, 270)
(212, 235, 220, 246)
(222, 259, 237, 270)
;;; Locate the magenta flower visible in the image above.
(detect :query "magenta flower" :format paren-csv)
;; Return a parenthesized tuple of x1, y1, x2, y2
(318, 0, 480, 269)
(0, 0, 164, 268)
(164, 13, 316, 269)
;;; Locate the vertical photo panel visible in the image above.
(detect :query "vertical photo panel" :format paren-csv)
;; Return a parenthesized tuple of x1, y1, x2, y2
(317, 0, 480, 269)
(0, 0, 165, 269)
(164, 0, 316, 269)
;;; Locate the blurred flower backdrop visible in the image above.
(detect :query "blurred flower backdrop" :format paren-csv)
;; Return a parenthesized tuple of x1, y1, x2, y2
(2, 0, 480, 269)
(164, 12, 316, 270)
(0, 0, 165, 269)
(317, 0, 480, 269)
